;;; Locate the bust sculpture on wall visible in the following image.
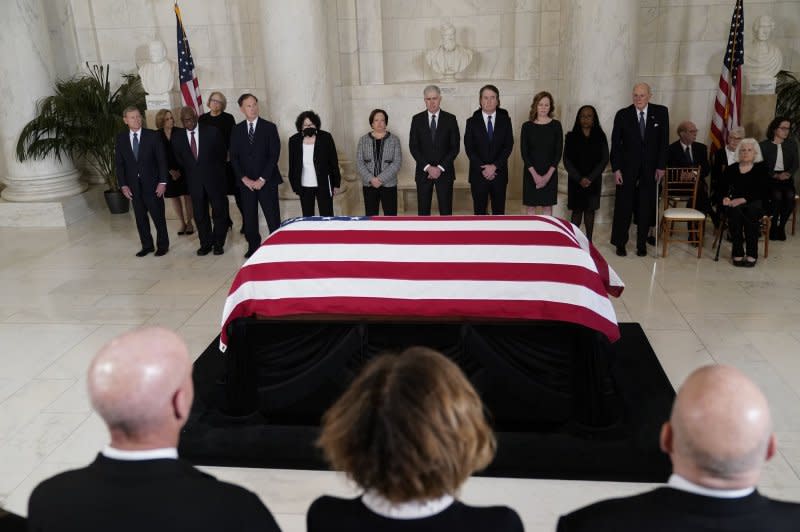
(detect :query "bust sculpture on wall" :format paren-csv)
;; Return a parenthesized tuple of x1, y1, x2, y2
(425, 22, 473, 82)
(138, 40, 176, 108)
(744, 15, 783, 93)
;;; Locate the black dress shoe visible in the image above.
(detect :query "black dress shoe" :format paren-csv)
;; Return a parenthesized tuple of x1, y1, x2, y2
(646, 236, 656, 246)
(244, 248, 257, 258)
(197, 246, 212, 256)
(135, 247, 155, 257)
(213, 247, 224, 255)
(154, 248, 168, 257)
(615, 246, 627, 257)
(636, 247, 647, 257)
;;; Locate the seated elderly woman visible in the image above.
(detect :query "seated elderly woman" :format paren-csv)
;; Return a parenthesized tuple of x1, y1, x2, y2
(722, 138, 770, 267)
(307, 347, 523, 531)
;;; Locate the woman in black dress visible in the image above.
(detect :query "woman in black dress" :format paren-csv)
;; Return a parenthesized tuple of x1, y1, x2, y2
(288, 110, 341, 217)
(723, 138, 769, 267)
(155, 109, 193, 235)
(198, 91, 240, 232)
(307, 347, 523, 532)
(520, 91, 563, 215)
(563, 105, 609, 242)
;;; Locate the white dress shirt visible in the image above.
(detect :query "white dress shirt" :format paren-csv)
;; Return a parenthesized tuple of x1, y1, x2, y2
(186, 127, 199, 154)
(361, 491, 454, 519)
(102, 445, 178, 461)
(668, 474, 755, 499)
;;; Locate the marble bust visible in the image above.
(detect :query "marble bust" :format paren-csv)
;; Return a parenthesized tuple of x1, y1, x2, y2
(138, 40, 175, 97)
(425, 22, 473, 82)
(744, 15, 783, 89)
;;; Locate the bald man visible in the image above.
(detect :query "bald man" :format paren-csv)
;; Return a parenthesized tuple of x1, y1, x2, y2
(557, 365, 800, 531)
(610, 82, 669, 257)
(27, 327, 281, 532)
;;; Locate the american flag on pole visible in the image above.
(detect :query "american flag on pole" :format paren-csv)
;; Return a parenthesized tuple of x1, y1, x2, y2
(219, 216, 624, 351)
(175, 2, 203, 114)
(709, 0, 744, 155)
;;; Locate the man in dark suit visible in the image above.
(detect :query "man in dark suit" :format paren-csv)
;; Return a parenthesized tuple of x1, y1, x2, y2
(27, 326, 282, 532)
(667, 120, 711, 217)
(114, 106, 169, 257)
(710, 127, 745, 227)
(229, 93, 282, 258)
(557, 364, 800, 531)
(463, 84, 514, 215)
(172, 106, 230, 256)
(610, 83, 669, 257)
(409, 85, 461, 215)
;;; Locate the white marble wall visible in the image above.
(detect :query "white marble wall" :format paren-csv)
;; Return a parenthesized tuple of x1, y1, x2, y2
(22, 0, 799, 210)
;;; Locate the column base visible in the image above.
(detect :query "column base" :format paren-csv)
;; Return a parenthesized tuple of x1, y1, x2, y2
(1, 167, 86, 202)
(0, 184, 104, 227)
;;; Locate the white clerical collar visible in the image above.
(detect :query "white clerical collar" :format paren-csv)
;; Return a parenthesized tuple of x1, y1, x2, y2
(362, 491, 454, 519)
(102, 445, 178, 461)
(668, 474, 754, 499)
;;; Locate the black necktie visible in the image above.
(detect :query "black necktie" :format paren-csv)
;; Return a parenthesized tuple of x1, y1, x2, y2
(487, 115, 493, 141)
(248, 122, 255, 144)
(638, 111, 645, 140)
(132, 132, 139, 160)
(430, 114, 437, 142)
(685, 145, 693, 164)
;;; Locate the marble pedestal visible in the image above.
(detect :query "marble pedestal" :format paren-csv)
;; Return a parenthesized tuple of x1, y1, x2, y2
(742, 93, 777, 141)
(0, 185, 105, 227)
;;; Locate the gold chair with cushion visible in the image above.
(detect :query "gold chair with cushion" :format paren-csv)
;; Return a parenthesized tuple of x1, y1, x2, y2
(660, 167, 706, 258)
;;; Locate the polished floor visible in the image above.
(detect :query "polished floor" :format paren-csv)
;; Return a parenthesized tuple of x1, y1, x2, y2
(1, 192, 799, 531)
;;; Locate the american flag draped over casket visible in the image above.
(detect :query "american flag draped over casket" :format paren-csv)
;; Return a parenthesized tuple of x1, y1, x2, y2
(219, 216, 624, 351)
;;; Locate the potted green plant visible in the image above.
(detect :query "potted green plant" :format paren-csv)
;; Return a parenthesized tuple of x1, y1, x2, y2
(16, 63, 145, 213)
(777, 70, 800, 136)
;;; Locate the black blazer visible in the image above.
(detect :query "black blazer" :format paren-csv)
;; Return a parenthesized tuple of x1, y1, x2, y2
(463, 108, 514, 184)
(230, 118, 283, 185)
(171, 125, 227, 196)
(667, 140, 709, 178)
(114, 128, 167, 190)
(27, 454, 281, 532)
(557, 486, 800, 532)
(288, 130, 341, 195)
(610, 104, 670, 185)
(760, 139, 799, 178)
(408, 109, 460, 182)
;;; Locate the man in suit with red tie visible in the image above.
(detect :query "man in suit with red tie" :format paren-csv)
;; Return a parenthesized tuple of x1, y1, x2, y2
(229, 93, 282, 258)
(409, 85, 461, 215)
(172, 106, 229, 256)
(610, 83, 670, 257)
(114, 106, 169, 257)
(463, 84, 514, 215)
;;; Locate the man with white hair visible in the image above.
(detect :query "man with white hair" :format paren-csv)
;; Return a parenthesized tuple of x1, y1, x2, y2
(557, 365, 800, 531)
(27, 327, 281, 532)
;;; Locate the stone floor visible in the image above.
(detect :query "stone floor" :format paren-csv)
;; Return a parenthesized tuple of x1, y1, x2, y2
(1, 192, 799, 531)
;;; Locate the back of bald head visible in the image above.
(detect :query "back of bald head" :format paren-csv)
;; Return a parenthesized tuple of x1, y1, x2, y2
(88, 327, 192, 437)
(670, 365, 773, 482)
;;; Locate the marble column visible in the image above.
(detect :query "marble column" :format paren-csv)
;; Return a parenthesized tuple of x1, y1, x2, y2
(0, 0, 85, 202)
(258, 0, 359, 214)
(560, 0, 638, 222)
(562, 0, 639, 131)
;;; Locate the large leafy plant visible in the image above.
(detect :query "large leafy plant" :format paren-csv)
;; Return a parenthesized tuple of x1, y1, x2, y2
(16, 64, 145, 191)
(777, 70, 800, 139)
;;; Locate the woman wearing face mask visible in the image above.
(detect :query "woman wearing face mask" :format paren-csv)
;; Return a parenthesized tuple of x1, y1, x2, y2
(289, 110, 342, 217)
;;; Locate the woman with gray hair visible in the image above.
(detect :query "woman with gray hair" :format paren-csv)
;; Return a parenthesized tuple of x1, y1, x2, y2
(356, 109, 402, 215)
(722, 138, 769, 267)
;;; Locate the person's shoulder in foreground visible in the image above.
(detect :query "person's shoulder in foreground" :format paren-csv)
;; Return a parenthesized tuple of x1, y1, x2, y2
(26, 326, 282, 532)
(308, 495, 522, 532)
(557, 364, 800, 531)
